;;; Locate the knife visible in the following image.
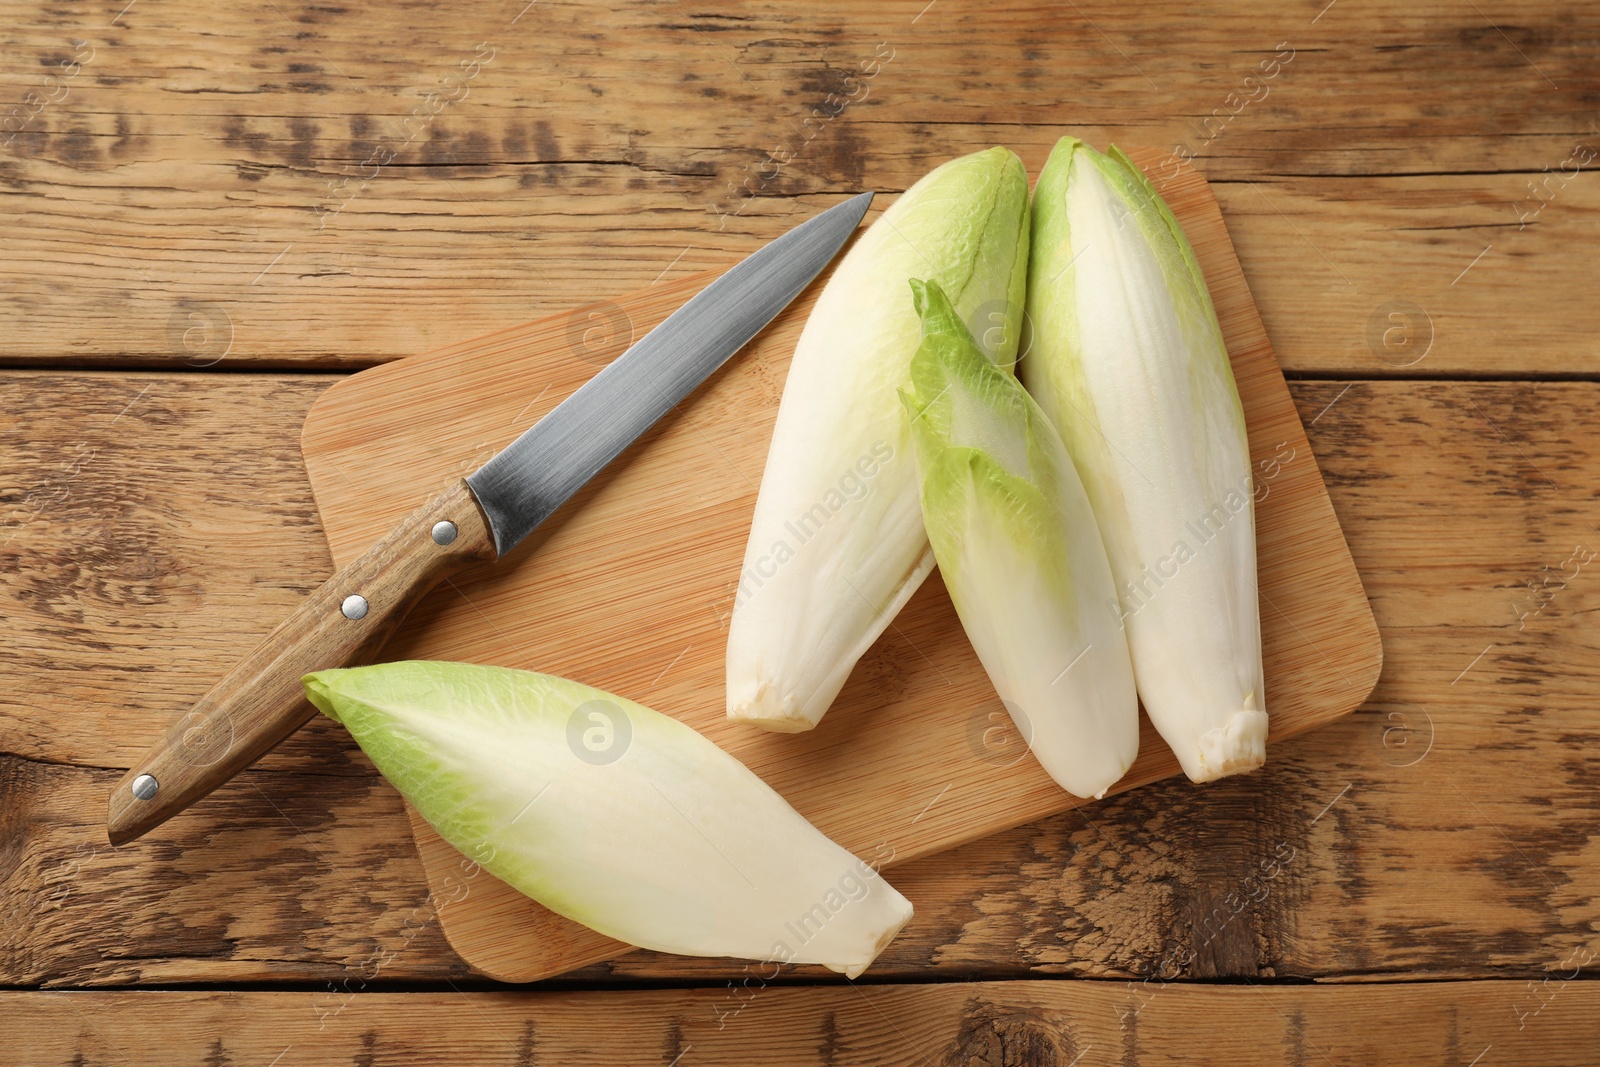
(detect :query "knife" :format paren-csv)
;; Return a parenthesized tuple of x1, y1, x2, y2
(106, 191, 875, 846)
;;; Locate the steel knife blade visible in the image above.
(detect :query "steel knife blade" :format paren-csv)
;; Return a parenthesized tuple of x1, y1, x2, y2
(106, 191, 874, 845)
(469, 191, 873, 555)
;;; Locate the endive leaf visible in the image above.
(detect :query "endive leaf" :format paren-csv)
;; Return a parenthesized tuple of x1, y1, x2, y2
(304, 661, 912, 977)
(728, 147, 1031, 732)
(1023, 137, 1267, 782)
(901, 279, 1138, 799)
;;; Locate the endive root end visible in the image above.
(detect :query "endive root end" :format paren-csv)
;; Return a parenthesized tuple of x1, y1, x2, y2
(728, 689, 820, 733)
(1189, 709, 1268, 783)
(833, 899, 915, 979)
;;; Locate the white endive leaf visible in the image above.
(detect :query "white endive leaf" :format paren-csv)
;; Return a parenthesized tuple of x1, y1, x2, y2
(304, 662, 912, 977)
(728, 147, 1031, 732)
(1022, 137, 1267, 782)
(901, 279, 1138, 799)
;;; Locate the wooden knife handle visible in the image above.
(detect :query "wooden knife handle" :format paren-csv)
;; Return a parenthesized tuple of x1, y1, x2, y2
(106, 479, 497, 846)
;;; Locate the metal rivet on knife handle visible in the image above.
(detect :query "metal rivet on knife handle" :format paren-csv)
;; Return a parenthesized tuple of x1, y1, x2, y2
(431, 520, 458, 546)
(130, 774, 159, 801)
(340, 594, 369, 620)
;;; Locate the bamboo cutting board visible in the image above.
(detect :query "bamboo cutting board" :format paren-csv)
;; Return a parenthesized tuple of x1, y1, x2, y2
(301, 151, 1382, 982)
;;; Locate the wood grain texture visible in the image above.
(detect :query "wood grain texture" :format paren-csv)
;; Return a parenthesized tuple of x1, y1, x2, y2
(300, 152, 1381, 980)
(0, 1, 1594, 372)
(10, 982, 1600, 1065)
(1, 375, 1597, 986)
(4, 0, 1599, 1014)
(106, 478, 495, 844)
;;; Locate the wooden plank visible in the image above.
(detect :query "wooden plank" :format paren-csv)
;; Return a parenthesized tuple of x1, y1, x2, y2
(299, 153, 1380, 980)
(0, 1, 1594, 371)
(4, 377, 1597, 986)
(9, 982, 1600, 1065)
(0, 371, 474, 987)
(1213, 174, 1600, 376)
(0, 754, 474, 987)
(0, 370, 356, 771)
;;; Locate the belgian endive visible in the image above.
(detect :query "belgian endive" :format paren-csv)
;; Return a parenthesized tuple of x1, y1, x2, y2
(304, 662, 912, 976)
(728, 147, 1031, 732)
(901, 280, 1138, 798)
(1022, 137, 1267, 782)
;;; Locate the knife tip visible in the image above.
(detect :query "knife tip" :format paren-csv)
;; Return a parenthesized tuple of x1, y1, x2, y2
(832, 190, 875, 230)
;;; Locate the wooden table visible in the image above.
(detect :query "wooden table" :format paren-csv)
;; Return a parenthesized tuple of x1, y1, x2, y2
(4, 1, 1597, 1062)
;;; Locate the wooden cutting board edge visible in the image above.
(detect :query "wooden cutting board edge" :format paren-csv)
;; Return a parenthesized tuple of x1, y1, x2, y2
(301, 149, 1383, 982)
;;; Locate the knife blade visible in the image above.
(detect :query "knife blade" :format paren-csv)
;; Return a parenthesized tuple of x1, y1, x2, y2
(470, 191, 874, 555)
(106, 191, 874, 846)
